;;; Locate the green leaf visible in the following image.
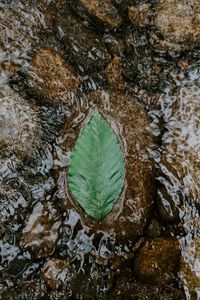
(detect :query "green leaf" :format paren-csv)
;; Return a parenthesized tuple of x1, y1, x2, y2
(68, 110, 125, 220)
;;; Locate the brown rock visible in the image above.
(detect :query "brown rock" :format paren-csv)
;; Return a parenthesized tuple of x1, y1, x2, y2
(41, 258, 69, 289)
(179, 237, 200, 299)
(129, 3, 150, 27)
(151, 0, 200, 53)
(59, 90, 155, 241)
(56, 5, 111, 73)
(133, 237, 180, 284)
(1, 61, 17, 79)
(0, 85, 41, 159)
(104, 57, 126, 90)
(107, 276, 184, 300)
(20, 201, 62, 258)
(70, 0, 123, 29)
(26, 48, 79, 105)
(102, 34, 125, 57)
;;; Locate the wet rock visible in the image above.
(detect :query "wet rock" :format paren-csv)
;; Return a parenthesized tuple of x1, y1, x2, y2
(133, 237, 180, 284)
(122, 28, 173, 92)
(60, 90, 155, 240)
(156, 185, 180, 224)
(158, 86, 200, 217)
(69, 264, 114, 300)
(128, 3, 150, 27)
(0, 85, 41, 159)
(113, 0, 132, 13)
(107, 276, 184, 300)
(104, 57, 127, 90)
(102, 33, 125, 57)
(151, 0, 200, 53)
(56, 6, 111, 73)
(146, 218, 162, 237)
(20, 201, 62, 258)
(179, 237, 200, 299)
(5, 254, 31, 278)
(104, 57, 149, 96)
(0, 2, 48, 80)
(70, 0, 124, 30)
(41, 258, 69, 289)
(26, 48, 79, 105)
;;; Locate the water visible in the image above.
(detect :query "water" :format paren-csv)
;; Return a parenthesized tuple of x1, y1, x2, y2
(1, 0, 200, 299)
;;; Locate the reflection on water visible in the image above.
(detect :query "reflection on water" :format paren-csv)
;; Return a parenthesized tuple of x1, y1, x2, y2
(1, 0, 200, 299)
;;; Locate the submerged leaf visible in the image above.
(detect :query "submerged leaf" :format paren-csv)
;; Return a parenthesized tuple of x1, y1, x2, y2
(68, 110, 125, 219)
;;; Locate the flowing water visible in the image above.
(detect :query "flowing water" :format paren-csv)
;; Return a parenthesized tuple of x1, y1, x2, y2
(1, 0, 200, 299)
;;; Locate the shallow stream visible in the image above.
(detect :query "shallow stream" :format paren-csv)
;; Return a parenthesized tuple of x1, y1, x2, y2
(1, 0, 200, 299)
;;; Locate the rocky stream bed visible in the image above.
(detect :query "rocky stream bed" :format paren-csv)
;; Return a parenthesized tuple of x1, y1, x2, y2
(1, 0, 200, 299)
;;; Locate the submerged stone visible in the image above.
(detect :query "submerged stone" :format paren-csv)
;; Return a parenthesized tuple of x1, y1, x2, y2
(56, 6, 111, 73)
(0, 85, 41, 159)
(107, 276, 184, 300)
(0, 2, 48, 80)
(128, 3, 150, 27)
(179, 237, 200, 299)
(159, 86, 200, 218)
(104, 56, 127, 91)
(151, 0, 200, 53)
(20, 201, 62, 258)
(70, 0, 124, 30)
(41, 258, 69, 289)
(60, 90, 155, 240)
(133, 237, 180, 284)
(26, 48, 79, 105)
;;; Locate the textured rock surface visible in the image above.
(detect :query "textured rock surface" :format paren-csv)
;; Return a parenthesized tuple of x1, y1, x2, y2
(128, 3, 150, 27)
(107, 276, 184, 300)
(104, 57, 127, 90)
(0, 85, 41, 158)
(159, 86, 200, 216)
(60, 90, 155, 240)
(133, 237, 180, 284)
(41, 258, 69, 289)
(179, 237, 200, 299)
(151, 0, 200, 53)
(70, 0, 123, 29)
(56, 5, 111, 73)
(0, 2, 48, 81)
(26, 48, 79, 104)
(122, 28, 172, 93)
(20, 201, 62, 258)
(156, 185, 180, 224)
